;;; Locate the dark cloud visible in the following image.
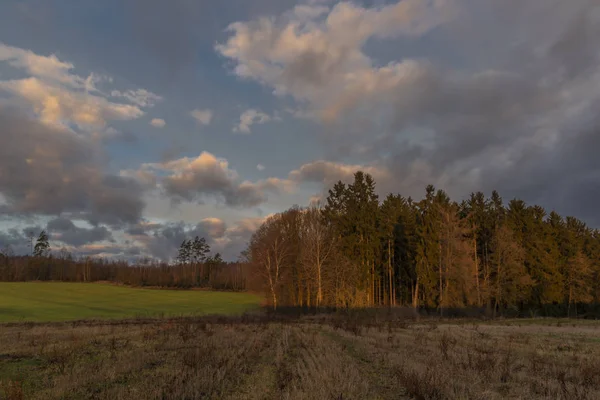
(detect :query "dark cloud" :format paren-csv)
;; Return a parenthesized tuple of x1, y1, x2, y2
(217, 0, 600, 226)
(0, 108, 146, 227)
(46, 217, 113, 246)
(127, 219, 226, 261)
(131, 152, 287, 208)
(217, 217, 264, 261)
(162, 165, 267, 208)
(0, 228, 35, 255)
(124, 217, 254, 262)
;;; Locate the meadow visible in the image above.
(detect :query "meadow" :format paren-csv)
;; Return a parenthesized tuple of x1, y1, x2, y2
(0, 283, 261, 322)
(1, 311, 600, 399)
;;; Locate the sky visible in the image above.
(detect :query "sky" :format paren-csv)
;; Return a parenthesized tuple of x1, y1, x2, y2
(0, 0, 599, 262)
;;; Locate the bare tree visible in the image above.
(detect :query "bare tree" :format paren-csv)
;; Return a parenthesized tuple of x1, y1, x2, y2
(249, 215, 290, 309)
(299, 204, 336, 307)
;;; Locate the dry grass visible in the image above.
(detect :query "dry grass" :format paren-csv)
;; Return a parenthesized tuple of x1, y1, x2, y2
(1, 315, 599, 399)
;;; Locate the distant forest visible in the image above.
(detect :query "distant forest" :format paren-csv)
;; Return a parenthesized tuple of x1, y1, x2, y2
(2, 170, 599, 316)
(246, 171, 600, 316)
(0, 241, 248, 292)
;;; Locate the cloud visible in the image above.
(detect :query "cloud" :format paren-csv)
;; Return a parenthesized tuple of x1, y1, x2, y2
(65, 243, 143, 259)
(126, 151, 292, 208)
(0, 43, 158, 130)
(199, 217, 227, 238)
(46, 217, 113, 246)
(110, 89, 162, 108)
(0, 42, 103, 90)
(150, 118, 166, 128)
(190, 109, 213, 125)
(0, 108, 145, 227)
(0, 228, 32, 255)
(125, 217, 232, 261)
(289, 159, 390, 187)
(216, 0, 455, 118)
(212, 215, 271, 260)
(256, 164, 265, 171)
(0, 77, 144, 129)
(233, 109, 272, 133)
(216, 0, 600, 225)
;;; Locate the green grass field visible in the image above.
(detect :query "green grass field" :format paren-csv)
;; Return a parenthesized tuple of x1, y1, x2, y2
(0, 282, 262, 322)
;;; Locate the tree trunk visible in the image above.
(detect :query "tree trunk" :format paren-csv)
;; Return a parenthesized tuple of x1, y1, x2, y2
(317, 261, 322, 307)
(412, 277, 419, 308)
(568, 284, 572, 318)
(474, 235, 481, 306)
(484, 241, 490, 308)
(439, 241, 443, 316)
(388, 239, 393, 306)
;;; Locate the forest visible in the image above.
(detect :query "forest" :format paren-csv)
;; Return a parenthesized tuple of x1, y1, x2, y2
(2, 170, 599, 317)
(246, 171, 600, 316)
(0, 240, 248, 291)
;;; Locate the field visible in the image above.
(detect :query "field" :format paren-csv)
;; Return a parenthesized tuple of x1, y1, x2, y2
(0, 283, 261, 322)
(1, 312, 600, 399)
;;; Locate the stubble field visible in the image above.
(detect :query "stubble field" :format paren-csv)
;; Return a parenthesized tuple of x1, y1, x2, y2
(1, 313, 600, 399)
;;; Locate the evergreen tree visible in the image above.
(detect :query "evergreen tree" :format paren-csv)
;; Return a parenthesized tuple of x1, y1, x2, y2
(414, 185, 441, 308)
(380, 194, 404, 305)
(345, 172, 380, 305)
(33, 230, 50, 257)
(176, 240, 192, 264)
(245, 172, 600, 313)
(209, 252, 224, 264)
(191, 236, 210, 263)
(491, 225, 534, 315)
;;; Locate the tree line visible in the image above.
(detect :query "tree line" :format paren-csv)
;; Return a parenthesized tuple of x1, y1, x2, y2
(246, 171, 600, 315)
(0, 235, 248, 291)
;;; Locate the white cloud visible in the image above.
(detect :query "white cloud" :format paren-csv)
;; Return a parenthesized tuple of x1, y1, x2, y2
(110, 89, 162, 108)
(0, 43, 157, 130)
(0, 77, 143, 129)
(216, 0, 600, 205)
(256, 164, 265, 171)
(0, 42, 102, 90)
(150, 118, 166, 128)
(190, 109, 213, 125)
(233, 109, 272, 133)
(216, 0, 455, 122)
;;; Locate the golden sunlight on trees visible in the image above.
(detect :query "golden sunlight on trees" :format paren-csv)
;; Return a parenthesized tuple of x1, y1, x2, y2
(247, 171, 600, 316)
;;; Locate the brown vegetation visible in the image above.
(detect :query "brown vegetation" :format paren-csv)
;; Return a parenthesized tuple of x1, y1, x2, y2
(1, 312, 600, 399)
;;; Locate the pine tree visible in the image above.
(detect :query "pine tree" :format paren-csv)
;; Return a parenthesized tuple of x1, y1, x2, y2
(414, 185, 441, 308)
(491, 225, 534, 315)
(176, 240, 192, 264)
(191, 236, 210, 263)
(33, 230, 50, 257)
(209, 252, 224, 264)
(380, 194, 402, 306)
(245, 173, 600, 313)
(345, 172, 380, 305)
